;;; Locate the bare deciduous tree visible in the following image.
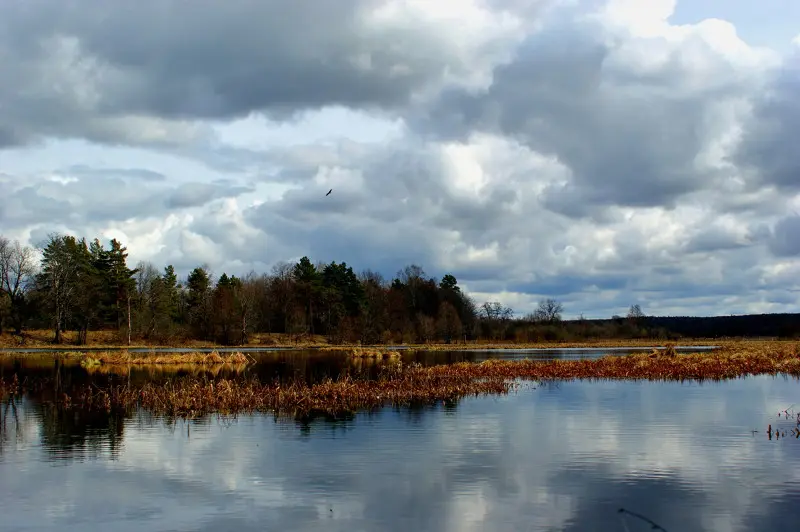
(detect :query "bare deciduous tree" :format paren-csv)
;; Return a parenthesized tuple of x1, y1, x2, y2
(479, 301, 514, 340)
(0, 236, 37, 334)
(532, 298, 563, 324)
(479, 301, 514, 321)
(627, 304, 645, 320)
(436, 300, 462, 343)
(234, 271, 259, 345)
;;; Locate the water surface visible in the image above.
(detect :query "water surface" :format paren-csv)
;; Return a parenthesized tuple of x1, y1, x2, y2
(2, 353, 798, 531)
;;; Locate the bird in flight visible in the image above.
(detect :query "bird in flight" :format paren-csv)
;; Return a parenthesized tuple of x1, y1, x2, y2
(326, 189, 332, 196)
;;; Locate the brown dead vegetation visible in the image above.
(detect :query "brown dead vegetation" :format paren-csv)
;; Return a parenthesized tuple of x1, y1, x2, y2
(320, 346, 402, 359)
(79, 350, 253, 366)
(83, 363, 251, 377)
(0, 330, 333, 349)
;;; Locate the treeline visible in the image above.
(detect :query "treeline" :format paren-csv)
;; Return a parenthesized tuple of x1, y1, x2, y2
(2, 234, 799, 345)
(0, 234, 491, 345)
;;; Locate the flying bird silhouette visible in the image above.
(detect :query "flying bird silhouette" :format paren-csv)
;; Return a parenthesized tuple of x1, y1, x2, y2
(326, 189, 332, 196)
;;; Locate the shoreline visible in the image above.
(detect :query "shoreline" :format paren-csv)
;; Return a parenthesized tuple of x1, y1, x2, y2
(0, 339, 728, 357)
(0, 331, 762, 353)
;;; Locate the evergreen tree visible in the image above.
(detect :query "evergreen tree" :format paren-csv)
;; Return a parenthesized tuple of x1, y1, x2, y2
(37, 235, 83, 343)
(292, 257, 321, 335)
(186, 266, 212, 339)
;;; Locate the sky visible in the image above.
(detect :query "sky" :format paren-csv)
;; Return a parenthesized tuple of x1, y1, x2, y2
(1, 0, 799, 319)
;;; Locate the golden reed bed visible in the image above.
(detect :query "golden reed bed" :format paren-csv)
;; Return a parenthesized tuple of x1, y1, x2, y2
(2, 341, 799, 418)
(78, 350, 254, 366)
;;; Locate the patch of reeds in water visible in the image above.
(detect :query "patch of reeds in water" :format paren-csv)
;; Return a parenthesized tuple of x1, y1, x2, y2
(419, 341, 800, 382)
(79, 350, 253, 367)
(347, 347, 401, 359)
(0, 362, 514, 418)
(83, 362, 251, 377)
(3, 341, 799, 419)
(395, 339, 725, 351)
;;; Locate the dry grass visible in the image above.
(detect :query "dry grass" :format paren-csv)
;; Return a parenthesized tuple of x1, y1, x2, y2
(83, 363, 251, 377)
(406, 338, 731, 350)
(78, 350, 254, 366)
(0, 362, 513, 418)
(428, 341, 800, 381)
(321, 346, 402, 359)
(3, 340, 799, 419)
(0, 330, 331, 349)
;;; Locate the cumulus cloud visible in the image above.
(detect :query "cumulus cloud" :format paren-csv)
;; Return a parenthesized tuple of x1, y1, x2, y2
(0, 0, 799, 317)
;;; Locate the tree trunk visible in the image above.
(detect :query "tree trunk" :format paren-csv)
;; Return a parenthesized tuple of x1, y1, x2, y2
(12, 296, 23, 335)
(53, 308, 62, 344)
(76, 324, 88, 346)
(127, 295, 131, 346)
(240, 312, 248, 346)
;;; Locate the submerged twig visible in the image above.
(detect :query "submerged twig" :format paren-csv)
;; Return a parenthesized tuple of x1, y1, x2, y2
(618, 508, 669, 531)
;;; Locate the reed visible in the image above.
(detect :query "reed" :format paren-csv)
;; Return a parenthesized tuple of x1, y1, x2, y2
(345, 347, 402, 359)
(0, 363, 514, 418)
(421, 341, 800, 382)
(318, 346, 402, 359)
(78, 350, 254, 366)
(83, 362, 251, 377)
(396, 339, 726, 351)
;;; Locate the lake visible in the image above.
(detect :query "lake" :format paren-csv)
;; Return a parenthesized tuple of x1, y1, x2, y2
(2, 348, 799, 531)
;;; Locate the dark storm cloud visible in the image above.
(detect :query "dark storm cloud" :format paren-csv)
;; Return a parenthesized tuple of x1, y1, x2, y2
(0, 0, 521, 148)
(0, 127, 27, 149)
(767, 215, 800, 257)
(508, 273, 630, 297)
(683, 226, 750, 254)
(734, 54, 800, 190)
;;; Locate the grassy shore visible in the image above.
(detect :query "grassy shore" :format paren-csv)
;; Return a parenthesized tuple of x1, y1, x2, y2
(0, 328, 740, 351)
(2, 340, 799, 418)
(0, 329, 328, 349)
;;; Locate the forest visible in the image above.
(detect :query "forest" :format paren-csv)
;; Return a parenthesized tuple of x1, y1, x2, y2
(1, 234, 798, 345)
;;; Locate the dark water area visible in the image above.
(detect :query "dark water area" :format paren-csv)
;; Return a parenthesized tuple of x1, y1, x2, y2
(3, 348, 799, 531)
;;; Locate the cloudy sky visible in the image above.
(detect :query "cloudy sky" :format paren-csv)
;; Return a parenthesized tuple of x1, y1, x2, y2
(1, 0, 799, 318)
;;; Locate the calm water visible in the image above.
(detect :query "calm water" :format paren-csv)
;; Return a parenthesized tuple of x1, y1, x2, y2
(2, 352, 799, 531)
